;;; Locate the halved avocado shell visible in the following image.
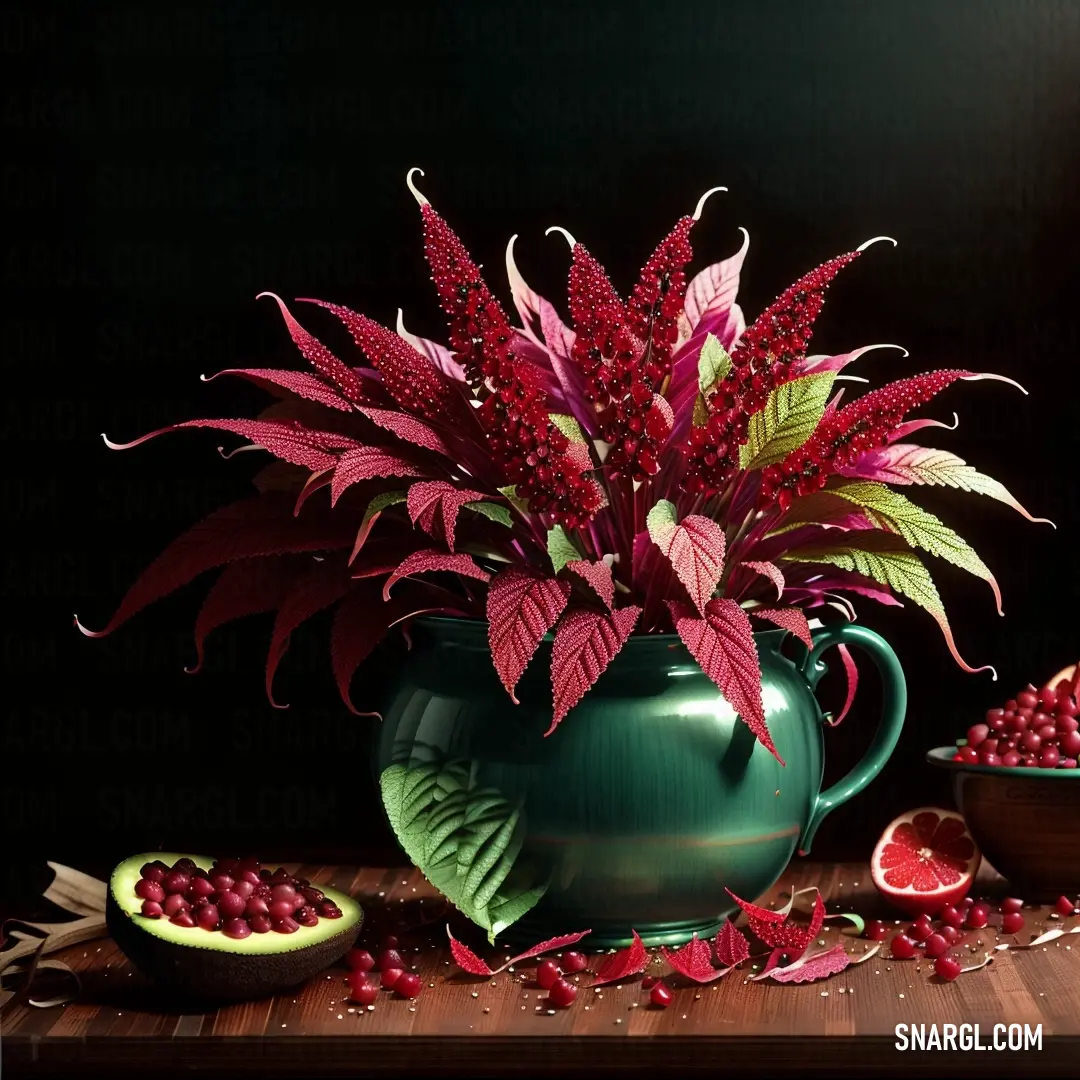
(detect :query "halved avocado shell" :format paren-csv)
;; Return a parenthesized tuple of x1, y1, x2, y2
(106, 853, 362, 1001)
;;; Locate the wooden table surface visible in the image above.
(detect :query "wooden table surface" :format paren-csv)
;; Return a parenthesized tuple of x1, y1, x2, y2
(3, 862, 1079, 1077)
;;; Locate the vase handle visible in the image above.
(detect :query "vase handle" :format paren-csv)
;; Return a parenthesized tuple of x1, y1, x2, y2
(797, 622, 907, 854)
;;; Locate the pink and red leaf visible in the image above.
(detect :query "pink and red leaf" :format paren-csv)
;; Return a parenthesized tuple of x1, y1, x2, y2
(590, 930, 648, 986)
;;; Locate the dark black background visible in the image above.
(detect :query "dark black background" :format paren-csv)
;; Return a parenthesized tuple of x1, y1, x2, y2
(4, 0, 1079, 910)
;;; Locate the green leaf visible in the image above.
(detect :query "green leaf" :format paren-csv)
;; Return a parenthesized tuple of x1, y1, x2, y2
(645, 498, 678, 539)
(498, 485, 530, 514)
(362, 489, 407, 524)
(738, 373, 837, 470)
(547, 525, 581, 575)
(697, 333, 732, 395)
(380, 759, 547, 943)
(464, 501, 513, 528)
(548, 413, 586, 443)
(828, 481, 1002, 613)
(780, 531, 993, 675)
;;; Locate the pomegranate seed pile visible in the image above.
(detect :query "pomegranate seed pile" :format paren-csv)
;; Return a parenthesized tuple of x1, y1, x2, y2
(345, 936, 422, 1003)
(881, 893, 1079, 982)
(135, 857, 343, 938)
(953, 681, 1080, 768)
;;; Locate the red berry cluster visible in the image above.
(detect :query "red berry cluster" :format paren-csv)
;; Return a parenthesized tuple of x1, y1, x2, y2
(681, 253, 859, 497)
(566, 223, 694, 480)
(134, 857, 342, 938)
(760, 369, 975, 511)
(346, 936, 423, 1004)
(953, 681, 1080, 768)
(882, 894, 1049, 982)
(421, 204, 602, 525)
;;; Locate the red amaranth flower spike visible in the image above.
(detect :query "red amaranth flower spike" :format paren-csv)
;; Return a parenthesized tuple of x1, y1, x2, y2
(304, 299, 463, 422)
(411, 171, 602, 525)
(487, 568, 572, 704)
(760, 369, 1025, 510)
(681, 242, 891, 496)
(257, 292, 367, 406)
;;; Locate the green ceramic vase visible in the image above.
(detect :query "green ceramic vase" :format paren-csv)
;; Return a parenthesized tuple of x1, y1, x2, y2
(374, 617, 906, 947)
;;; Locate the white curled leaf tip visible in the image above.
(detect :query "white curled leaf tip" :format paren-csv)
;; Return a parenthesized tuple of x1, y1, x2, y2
(856, 235, 897, 252)
(834, 375, 870, 383)
(545, 225, 577, 248)
(73, 614, 103, 638)
(406, 167, 429, 206)
(962, 372, 1028, 395)
(692, 186, 728, 222)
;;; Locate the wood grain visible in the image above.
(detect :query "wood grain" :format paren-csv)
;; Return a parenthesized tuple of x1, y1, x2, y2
(3, 862, 1079, 1077)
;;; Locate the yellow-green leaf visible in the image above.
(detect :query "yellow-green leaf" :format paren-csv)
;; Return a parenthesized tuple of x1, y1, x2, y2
(781, 532, 994, 675)
(739, 373, 836, 470)
(828, 481, 1002, 614)
(547, 525, 581, 575)
(498, 485, 530, 514)
(698, 333, 732, 395)
(548, 413, 586, 443)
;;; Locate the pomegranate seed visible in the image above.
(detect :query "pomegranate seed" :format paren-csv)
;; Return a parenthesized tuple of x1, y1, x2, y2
(381, 967, 404, 990)
(909, 920, 934, 942)
(980, 737, 999, 755)
(979, 752, 1001, 767)
(536, 959, 561, 989)
(1063, 758, 1078, 769)
(350, 979, 379, 1007)
(188, 876, 214, 899)
(1040, 747, 1061, 768)
(173, 858, 197, 875)
(1054, 895, 1076, 916)
(890, 934, 917, 959)
(140, 862, 167, 883)
(347, 948, 375, 972)
(222, 917, 251, 939)
(1000, 897, 1024, 914)
(244, 897, 269, 917)
(1060, 732, 1080, 759)
(254, 883, 272, 900)
(940, 905, 964, 928)
(300, 887, 325, 904)
(988, 716, 1006, 733)
(209, 873, 234, 892)
(170, 909, 197, 928)
(548, 977, 577, 1008)
(966, 904, 989, 929)
(1002, 751, 1022, 767)
(1039, 685, 1059, 711)
(649, 981, 674, 1008)
(1056, 697, 1078, 719)
(295, 905, 319, 928)
(163, 871, 191, 895)
(195, 903, 221, 930)
(232, 880, 255, 900)
(865, 920, 890, 941)
(319, 901, 343, 918)
(378, 948, 405, 972)
(961, 897, 975, 908)
(1017, 689, 1039, 710)
(291, 893, 307, 911)
(924, 933, 949, 958)
(269, 899, 295, 921)
(396, 973, 423, 999)
(641, 975, 658, 989)
(941, 925, 960, 944)
(1004, 699, 1018, 712)
(270, 884, 297, 905)
(966, 724, 989, 747)
(162, 894, 190, 917)
(1037, 725, 1058, 742)
(135, 878, 165, 903)
(140, 899, 163, 918)
(1021, 731, 1042, 753)
(934, 954, 963, 981)
(217, 891, 247, 919)
(985, 707, 1006, 725)
(562, 951, 588, 973)
(957, 746, 979, 764)
(1001, 912, 1025, 935)
(273, 917, 299, 934)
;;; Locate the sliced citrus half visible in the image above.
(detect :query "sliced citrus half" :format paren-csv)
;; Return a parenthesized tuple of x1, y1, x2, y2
(870, 807, 981, 917)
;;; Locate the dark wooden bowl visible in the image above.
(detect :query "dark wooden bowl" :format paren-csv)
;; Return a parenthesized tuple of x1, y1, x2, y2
(927, 748, 1080, 897)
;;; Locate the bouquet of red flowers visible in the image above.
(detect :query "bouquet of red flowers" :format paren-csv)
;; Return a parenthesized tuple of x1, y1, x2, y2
(80, 170, 1049, 761)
